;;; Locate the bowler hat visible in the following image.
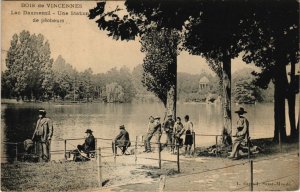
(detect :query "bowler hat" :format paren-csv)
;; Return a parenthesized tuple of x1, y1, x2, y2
(154, 116, 161, 120)
(119, 125, 125, 129)
(85, 129, 93, 133)
(235, 107, 247, 114)
(38, 109, 46, 115)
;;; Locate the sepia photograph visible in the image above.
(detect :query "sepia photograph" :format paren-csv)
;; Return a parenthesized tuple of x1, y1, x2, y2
(1, 0, 299, 191)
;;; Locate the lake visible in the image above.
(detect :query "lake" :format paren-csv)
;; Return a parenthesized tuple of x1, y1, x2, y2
(1, 101, 298, 162)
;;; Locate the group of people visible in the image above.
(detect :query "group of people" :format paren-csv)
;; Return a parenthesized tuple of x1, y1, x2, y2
(29, 107, 251, 162)
(144, 114, 194, 156)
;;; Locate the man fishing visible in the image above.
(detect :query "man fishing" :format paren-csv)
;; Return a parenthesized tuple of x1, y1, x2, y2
(77, 129, 96, 158)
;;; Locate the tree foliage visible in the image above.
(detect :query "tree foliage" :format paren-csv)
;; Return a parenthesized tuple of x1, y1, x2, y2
(106, 82, 124, 103)
(233, 68, 263, 104)
(4, 30, 53, 100)
(240, 0, 299, 142)
(141, 28, 178, 106)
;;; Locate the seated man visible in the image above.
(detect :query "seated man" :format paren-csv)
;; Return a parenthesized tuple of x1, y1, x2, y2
(228, 107, 249, 159)
(112, 125, 131, 155)
(77, 129, 95, 158)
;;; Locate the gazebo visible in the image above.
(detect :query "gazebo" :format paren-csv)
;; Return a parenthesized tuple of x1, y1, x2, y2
(199, 76, 210, 91)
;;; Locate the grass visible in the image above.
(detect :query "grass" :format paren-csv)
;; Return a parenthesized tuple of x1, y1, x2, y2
(1, 160, 99, 191)
(1, 138, 298, 191)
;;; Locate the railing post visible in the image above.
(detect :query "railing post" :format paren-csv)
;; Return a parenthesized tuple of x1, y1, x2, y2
(95, 139, 98, 160)
(249, 160, 253, 191)
(171, 133, 174, 154)
(97, 147, 102, 188)
(113, 142, 116, 164)
(248, 137, 251, 160)
(159, 175, 166, 192)
(193, 132, 196, 156)
(215, 136, 218, 157)
(177, 143, 180, 173)
(158, 142, 161, 169)
(135, 136, 138, 165)
(64, 140, 67, 160)
(279, 131, 282, 152)
(34, 142, 37, 154)
(15, 143, 18, 162)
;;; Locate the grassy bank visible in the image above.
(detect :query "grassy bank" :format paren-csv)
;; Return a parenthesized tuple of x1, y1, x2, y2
(1, 138, 298, 191)
(196, 137, 299, 158)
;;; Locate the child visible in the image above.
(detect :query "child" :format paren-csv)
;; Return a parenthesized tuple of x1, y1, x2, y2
(184, 115, 194, 157)
(174, 117, 185, 149)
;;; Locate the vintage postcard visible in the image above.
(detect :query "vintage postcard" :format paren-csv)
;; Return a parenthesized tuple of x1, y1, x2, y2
(1, 0, 299, 191)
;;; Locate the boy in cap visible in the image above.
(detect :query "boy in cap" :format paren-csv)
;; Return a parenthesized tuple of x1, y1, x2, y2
(77, 129, 95, 157)
(32, 109, 53, 162)
(228, 107, 249, 159)
(112, 125, 131, 155)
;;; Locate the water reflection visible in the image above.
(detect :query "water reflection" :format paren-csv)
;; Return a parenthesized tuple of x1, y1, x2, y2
(1, 102, 297, 162)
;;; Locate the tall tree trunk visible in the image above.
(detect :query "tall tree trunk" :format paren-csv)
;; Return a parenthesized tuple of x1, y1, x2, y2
(221, 55, 232, 145)
(167, 85, 176, 119)
(166, 30, 178, 120)
(273, 63, 288, 143)
(166, 54, 177, 120)
(287, 56, 298, 140)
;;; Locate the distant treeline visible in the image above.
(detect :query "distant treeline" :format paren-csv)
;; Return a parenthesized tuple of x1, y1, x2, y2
(2, 31, 273, 104)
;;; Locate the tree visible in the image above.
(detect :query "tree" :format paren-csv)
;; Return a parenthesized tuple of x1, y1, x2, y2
(104, 66, 136, 102)
(287, 53, 299, 140)
(241, 0, 299, 142)
(119, 66, 136, 102)
(141, 28, 178, 116)
(183, 1, 247, 145)
(106, 82, 124, 103)
(4, 31, 53, 100)
(89, 0, 196, 119)
(52, 55, 76, 100)
(232, 68, 263, 104)
(1, 71, 13, 98)
(79, 68, 94, 102)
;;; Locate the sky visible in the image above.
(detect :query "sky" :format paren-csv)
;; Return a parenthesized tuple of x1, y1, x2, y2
(1, 1, 257, 75)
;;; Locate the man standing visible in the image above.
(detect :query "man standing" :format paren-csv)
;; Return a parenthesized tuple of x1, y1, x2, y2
(112, 125, 131, 155)
(144, 116, 162, 152)
(228, 107, 249, 159)
(144, 116, 155, 152)
(77, 129, 96, 157)
(163, 115, 175, 151)
(32, 109, 53, 162)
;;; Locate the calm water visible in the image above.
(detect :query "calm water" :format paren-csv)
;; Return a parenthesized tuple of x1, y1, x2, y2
(1, 101, 298, 162)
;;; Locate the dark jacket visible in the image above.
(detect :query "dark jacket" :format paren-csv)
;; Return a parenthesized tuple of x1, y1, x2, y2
(115, 128, 130, 146)
(163, 119, 175, 133)
(83, 135, 95, 152)
(32, 117, 53, 142)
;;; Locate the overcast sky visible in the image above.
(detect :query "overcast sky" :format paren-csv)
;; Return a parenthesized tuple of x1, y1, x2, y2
(1, 1, 257, 75)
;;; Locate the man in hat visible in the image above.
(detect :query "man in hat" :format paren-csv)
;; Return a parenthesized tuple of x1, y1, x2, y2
(32, 109, 53, 162)
(163, 115, 175, 152)
(77, 129, 95, 157)
(228, 107, 249, 159)
(144, 116, 162, 152)
(112, 125, 131, 155)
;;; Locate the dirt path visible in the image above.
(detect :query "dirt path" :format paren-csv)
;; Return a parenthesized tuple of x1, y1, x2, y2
(100, 151, 299, 191)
